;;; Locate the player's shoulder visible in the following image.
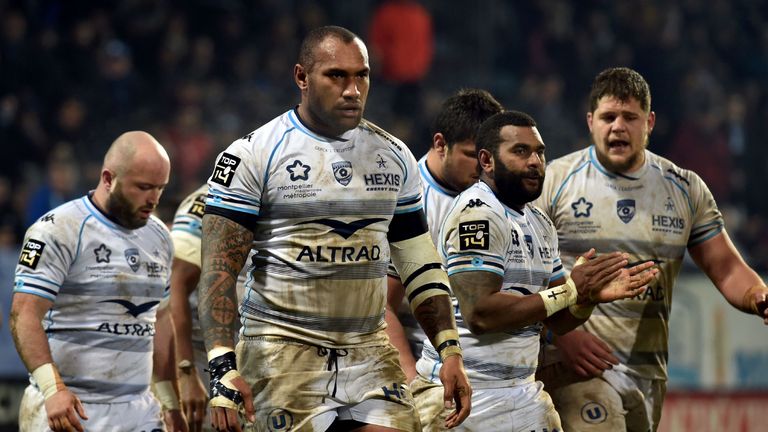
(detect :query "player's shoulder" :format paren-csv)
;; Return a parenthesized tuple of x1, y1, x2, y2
(26, 197, 89, 234)
(545, 147, 591, 177)
(358, 118, 409, 155)
(526, 203, 556, 230)
(226, 110, 294, 151)
(452, 182, 505, 218)
(646, 151, 705, 190)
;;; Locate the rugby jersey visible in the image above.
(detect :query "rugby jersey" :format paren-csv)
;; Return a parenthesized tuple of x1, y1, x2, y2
(206, 108, 424, 348)
(14, 195, 172, 403)
(535, 146, 723, 380)
(417, 180, 565, 386)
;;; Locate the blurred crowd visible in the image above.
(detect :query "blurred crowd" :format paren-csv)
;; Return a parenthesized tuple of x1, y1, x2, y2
(2, 0, 768, 270)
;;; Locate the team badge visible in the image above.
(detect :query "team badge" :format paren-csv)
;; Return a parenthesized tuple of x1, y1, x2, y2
(94, 244, 111, 263)
(19, 239, 45, 269)
(525, 234, 534, 257)
(581, 401, 608, 424)
(286, 159, 311, 181)
(189, 194, 206, 217)
(332, 161, 353, 186)
(124, 248, 141, 272)
(211, 152, 241, 186)
(267, 408, 294, 431)
(458, 220, 489, 250)
(617, 199, 636, 224)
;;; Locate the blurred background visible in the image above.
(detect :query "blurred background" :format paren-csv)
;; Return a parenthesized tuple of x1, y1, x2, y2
(1, 0, 767, 430)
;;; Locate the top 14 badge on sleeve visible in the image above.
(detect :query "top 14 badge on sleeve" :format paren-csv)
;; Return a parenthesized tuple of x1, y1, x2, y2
(458, 220, 489, 251)
(19, 239, 45, 269)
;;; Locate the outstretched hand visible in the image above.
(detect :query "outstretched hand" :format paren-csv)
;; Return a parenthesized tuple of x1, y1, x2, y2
(590, 260, 659, 303)
(569, 249, 628, 304)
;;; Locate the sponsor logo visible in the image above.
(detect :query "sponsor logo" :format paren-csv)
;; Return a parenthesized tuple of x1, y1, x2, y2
(666, 168, 690, 186)
(267, 408, 293, 431)
(211, 152, 241, 186)
(144, 262, 167, 278)
(616, 199, 636, 223)
(40, 213, 55, 223)
(580, 401, 608, 424)
(376, 154, 387, 169)
(296, 245, 381, 262)
(333, 161, 353, 186)
(298, 218, 386, 239)
(665, 196, 675, 212)
(100, 299, 160, 318)
(19, 239, 46, 269)
(364, 172, 399, 191)
(241, 132, 254, 142)
(286, 159, 311, 181)
(189, 194, 206, 217)
(124, 248, 140, 272)
(458, 220, 489, 251)
(652, 214, 685, 229)
(571, 197, 593, 218)
(96, 322, 155, 336)
(462, 199, 489, 211)
(94, 244, 112, 263)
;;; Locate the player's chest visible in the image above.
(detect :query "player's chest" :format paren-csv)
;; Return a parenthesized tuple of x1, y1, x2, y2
(263, 144, 404, 205)
(556, 178, 690, 242)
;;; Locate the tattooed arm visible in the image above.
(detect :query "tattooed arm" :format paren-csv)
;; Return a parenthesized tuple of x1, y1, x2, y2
(197, 214, 253, 351)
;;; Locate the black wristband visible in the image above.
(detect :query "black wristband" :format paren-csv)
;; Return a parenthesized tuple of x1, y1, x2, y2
(436, 339, 460, 353)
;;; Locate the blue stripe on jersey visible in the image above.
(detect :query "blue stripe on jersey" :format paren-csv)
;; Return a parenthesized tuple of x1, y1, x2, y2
(288, 110, 333, 142)
(14, 286, 57, 301)
(418, 161, 456, 198)
(447, 267, 504, 277)
(207, 187, 260, 206)
(267, 200, 396, 218)
(588, 146, 641, 180)
(688, 224, 723, 247)
(205, 199, 260, 215)
(551, 159, 590, 211)
(446, 259, 504, 270)
(74, 213, 92, 262)
(241, 299, 384, 333)
(398, 194, 421, 207)
(48, 331, 153, 352)
(264, 126, 297, 187)
(60, 376, 149, 398)
(423, 344, 536, 381)
(81, 197, 127, 233)
(16, 273, 61, 287)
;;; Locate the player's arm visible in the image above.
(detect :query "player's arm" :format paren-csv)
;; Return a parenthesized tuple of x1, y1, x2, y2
(389, 211, 471, 429)
(384, 275, 418, 382)
(169, 256, 208, 432)
(152, 301, 187, 431)
(689, 230, 768, 323)
(10, 293, 88, 431)
(198, 213, 255, 431)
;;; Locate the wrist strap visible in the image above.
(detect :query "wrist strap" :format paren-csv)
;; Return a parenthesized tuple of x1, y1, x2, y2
(153, 380, 180, 411)
(538, 277, 578, 317)
(32, 363, 61, 400)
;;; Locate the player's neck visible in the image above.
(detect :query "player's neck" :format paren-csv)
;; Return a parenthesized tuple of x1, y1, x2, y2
(425, 151, 456, 193)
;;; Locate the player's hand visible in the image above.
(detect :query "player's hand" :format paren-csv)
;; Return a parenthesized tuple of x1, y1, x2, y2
(745, 286, 768, 325)
(555, 330, 618, 377)
(209, 372, 254, 432)
(570, 250, 628, 303)
(438, 354, 472, 429)
(44, 387, 88, 432)
(590, 260, 659, 303)
(180, 370, 209, 432)
(164, 409, 189, 432)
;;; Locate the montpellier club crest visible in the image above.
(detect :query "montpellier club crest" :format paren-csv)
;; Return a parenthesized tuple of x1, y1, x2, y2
(332, 161, 353, 186)
(616, 199, 636, 224)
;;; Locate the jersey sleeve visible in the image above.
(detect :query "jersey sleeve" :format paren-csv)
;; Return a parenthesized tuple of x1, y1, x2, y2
(687, 170, 725, 247)
(441, 198, 509, 277)
(170, 190, 206, 267)
(206, 136, 263, 227)
(14, 221, 76, 302)
(394, 141, 424, 215)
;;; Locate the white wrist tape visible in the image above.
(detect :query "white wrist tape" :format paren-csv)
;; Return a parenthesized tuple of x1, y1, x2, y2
(568, 303, 595, 319)
(32, 363, 61, 400)
(207, 346, 235, 362)
(538, 277, 578, 317)
(153, 380, 180, 411)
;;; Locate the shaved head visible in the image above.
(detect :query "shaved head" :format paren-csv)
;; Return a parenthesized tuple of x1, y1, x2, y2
(95, 131, 170, 229)
(103, 131, 169, 176)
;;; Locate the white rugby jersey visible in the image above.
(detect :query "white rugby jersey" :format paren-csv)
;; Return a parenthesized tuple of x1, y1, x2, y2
(14, 195, 172, 403)
(171, 184, 250, 354)
(392, 156, 460, 359)
(206, 109, 424, 348)
(535, 146, 723, 380)
(417, 181, 565, 385)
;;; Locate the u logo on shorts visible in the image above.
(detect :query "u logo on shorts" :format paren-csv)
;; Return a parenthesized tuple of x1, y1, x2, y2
(267, 408, 294, 431)
(581, 401, 608, 424)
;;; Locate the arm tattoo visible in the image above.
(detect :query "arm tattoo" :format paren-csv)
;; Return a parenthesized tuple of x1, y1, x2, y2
(413, 295, 455, 344)
(198, 214, 253, 350)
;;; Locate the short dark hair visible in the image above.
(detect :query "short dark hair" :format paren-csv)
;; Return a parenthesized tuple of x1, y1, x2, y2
(433, 89, 504, 148)
(589, 67, 651, 113)
(476, 110, 537, 156)
(298, 25, 361, 72)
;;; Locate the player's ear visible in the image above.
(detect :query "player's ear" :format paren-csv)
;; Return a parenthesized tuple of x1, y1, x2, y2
(102, 169, 116, 191)
(478, 148, 493, 174)
(294, 64, 308, 90)
(433, 133, 447, 156)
